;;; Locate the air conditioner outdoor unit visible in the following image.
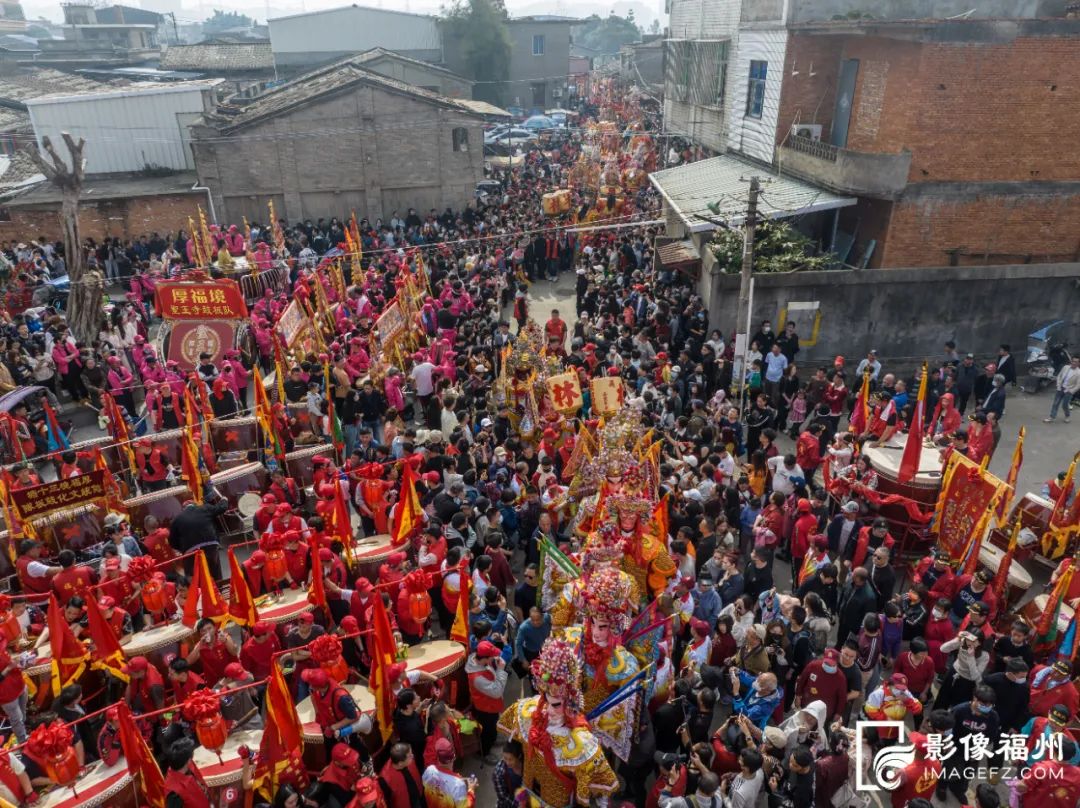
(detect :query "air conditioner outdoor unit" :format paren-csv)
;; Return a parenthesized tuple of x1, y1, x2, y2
(791, 124, 822, 140)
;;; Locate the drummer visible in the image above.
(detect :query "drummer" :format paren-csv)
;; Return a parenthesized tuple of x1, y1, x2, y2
(300, 667, 372, 755)
(319, 546, 349, 588)
(314, 744, 364, 806)
(98, 596, 135, 641)
(239, 620, 280, 682)
(124, 655, 166, 714)
(51, 549, 97, 601)
(268, 502, 306, 535)
(379, 552, 408, 599)
(164, 737, 214, 808)
(253, 493, 278, 533)
(187, 618, 240, 685)
(283, 529, 311, 584)
(284, 612, 325, 689)
(134, 437, 171, 492)
(15, 539, 60, 604)
(141, 517, 180, 566)
(168, 657, 206, 703)
(268, 468, 305, 511)
(215, 661, 264, 730)
(96, 706, 123, 765)
(242, 551, 273, 597)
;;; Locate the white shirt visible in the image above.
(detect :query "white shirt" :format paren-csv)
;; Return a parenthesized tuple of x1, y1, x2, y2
(767, 457, 804, 496)
(716, 454, 736, 485)
(410, 362, 436, 397)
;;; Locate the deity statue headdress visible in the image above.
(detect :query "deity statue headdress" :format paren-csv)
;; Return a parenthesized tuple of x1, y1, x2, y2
(581, 566, 635, 636)
(531, 638, 583, 712)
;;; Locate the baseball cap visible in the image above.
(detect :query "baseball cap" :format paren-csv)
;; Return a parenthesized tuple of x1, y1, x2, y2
(968, 601, 989, 616)
(224, 662, 247, 679)
(476, 640, 500, 659)
(889, 673, 909, 688)
(332, 744, 359, 767)
(435, 737, 455, 763)
(1052, 659, 1072, 676)
(842, 501, 859, 513)
(822, 648, 840, 663)
(298, 611, 315, 624)
(249, 550, 267, 565)
(252, 620, 273, 636)
(124, 656, 149, 674)
(1049, 704, 1070, 726)
(302, 668, 329, 688)
(355, 577, 375, 594)
(763, 727, 787, 748)
(481, 418, 493, 428)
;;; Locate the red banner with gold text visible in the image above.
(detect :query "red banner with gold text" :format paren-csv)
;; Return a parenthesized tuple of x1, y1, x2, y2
(935, 454, 1002, 560)
(155, 279, 248, 320)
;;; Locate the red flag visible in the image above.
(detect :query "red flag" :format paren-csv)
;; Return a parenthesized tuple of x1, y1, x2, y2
(849, 371, 870, 434)
(227, 548, 257, 627)
(84, 594, 129, 684)
(253, 661, 308, 797)
(996, 426, 1025, 520)
(307, 533, 329, 615)
(449, 561, 472, 646)
(369, 586, 397, 741)
(391, 461, 423, 547)
(991, 522, 1019, 604)
(182, 549, 228, 628)
(650, 493, 670, 543)
(332, 479, 356, 569)
(116, 700, 166, 808)
(180, 428, 203, 505)
(46, 594, 88, 696)
(898, 363, 928, 484)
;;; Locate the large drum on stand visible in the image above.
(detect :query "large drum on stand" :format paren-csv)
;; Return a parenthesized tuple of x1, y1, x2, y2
(120, 621, 195, 675)
(860, 437, 944, 556)
(123, 485, 191, 533)
(38, 759, 135, 808)
(1020, 593, 1075, 635)
(29, 503, 106, 553)
(353, 533, 396, 581)
(211, 416, 259, 459)
(407, 639, 469, 708)
(256, 587, 314, 627)
(978, 543, 1032, 611)
(149, 427, 186, 466)
(297, 684, 377, 771)
(208, 462, 268, 542)
(285, 443, 335, 491)
(193, 728, 264, 808)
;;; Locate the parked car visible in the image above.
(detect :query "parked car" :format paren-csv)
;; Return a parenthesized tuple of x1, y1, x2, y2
(522, 115, 559, 132)
(483, 127, 536, 147)
(483, 143, 524, 171)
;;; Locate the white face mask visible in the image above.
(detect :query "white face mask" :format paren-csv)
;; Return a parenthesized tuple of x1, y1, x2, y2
(932, 609, 946, 619)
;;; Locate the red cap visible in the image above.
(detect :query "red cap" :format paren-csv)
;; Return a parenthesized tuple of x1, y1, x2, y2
(97, 596, 116, 610)
(298, 611, 315, 624)
(422, 471, 440, 484)
(318, 547, 334, 561)
(355, 577, 375, 594)
(317, 483, 336, 498)
(331, 744, 359, 767)
(387, 551, 406, 566)
(476, 640, 500, 659)
(796, 498, 812, 513)
(224, 662, 247, 679)
(889, 673, 909, 688)
(274, 503, 292, 516)
(261, 493, 277, 505)
(249, 550, 267, 565)
(124, 656, 149, 674)
(679, 575, 694, 588)
(105, 706, 120, 721)
(434, 737, 455, 763)
(822, 648, 840, 663)
(104, 557, 121, 571)
(252, 620, 273, 636)
(690, 618, 710, 635)
(354, 777, 380, 806)
(340, 616, 359, 633)
(388, 661, 408, 681)
(302, 668, 329, 688)
(282, 529, 301, 544)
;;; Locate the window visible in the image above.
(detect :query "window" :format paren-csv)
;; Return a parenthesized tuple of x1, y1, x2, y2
(746, 60, 767, 118)
(452, 127, 469, 152)
(533, 34, 545, 55)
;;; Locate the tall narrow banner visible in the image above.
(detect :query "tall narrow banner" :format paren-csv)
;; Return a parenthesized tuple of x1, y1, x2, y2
(590, 376, 625, 415)
(934, 454, 1006, 560)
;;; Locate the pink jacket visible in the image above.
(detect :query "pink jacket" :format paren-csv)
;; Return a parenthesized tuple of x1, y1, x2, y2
(107, 366, 133, 394)
(223, 358, 249, 389)
(384, 375, 405, 412)
(52, 341, 81, 375)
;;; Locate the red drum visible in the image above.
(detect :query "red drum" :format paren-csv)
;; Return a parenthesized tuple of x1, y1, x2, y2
(120, 622, 195, 675)
(353, 533, 395, 581)
(193, 728, 264, 807)
(1012, 493, 1054, 561)
(1020, 594, 1074, 635)
(406, 640, 469, 709)
(286, 403, 313, 436)
(285, 444, 335, 490)
(209, 463, 268, 509)
(211, 416, 258, 456)
(29, 503, 106, 553)
(37, 758, 134, 808)
(124, 485, 191, 532)
(256, 587, 313, 625)
(860, 438, 943, 550)
(150, 427, 186, 466)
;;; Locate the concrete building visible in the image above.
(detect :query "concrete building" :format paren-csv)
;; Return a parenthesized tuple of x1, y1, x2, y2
(505, 18, 573, 111)
(34, 2, 160, 67)
(267, 5, 442, 72)
(350, 47, 472, 99)
(660, 0, 1080, 268)
(190, 56, 486, 225)
(0, 0, 26, 34)
(26, 81, 221, 174)
(620, 38, 663, 94)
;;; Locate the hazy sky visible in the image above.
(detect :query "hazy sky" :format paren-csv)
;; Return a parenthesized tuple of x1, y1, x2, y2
(24, 0, 664, 30)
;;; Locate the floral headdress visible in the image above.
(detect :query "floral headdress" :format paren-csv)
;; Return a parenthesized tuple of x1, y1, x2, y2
(531, 638, 582, 712)
(581, 566, 634, 635)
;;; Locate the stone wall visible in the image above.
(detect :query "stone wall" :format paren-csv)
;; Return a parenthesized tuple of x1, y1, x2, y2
(701, 262, 1080, 363)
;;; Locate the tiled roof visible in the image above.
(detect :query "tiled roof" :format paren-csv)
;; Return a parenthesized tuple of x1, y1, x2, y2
(0, 67, 110, 104)
(160, 42, 274, 72)
(350, 47, 470, 82)
(208, 57, 485, 132)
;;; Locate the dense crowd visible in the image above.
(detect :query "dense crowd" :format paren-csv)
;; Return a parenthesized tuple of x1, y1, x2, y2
(0, 88, 1077, 808)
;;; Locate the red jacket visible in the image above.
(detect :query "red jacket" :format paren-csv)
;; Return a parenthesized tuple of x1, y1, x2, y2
(796, 431, 822, 471)
(52, 564, 97, 600)
(924, 616, 956, 674)
(378, 758, 423, 808)
(790, 513, 819, 559)
(136, 447, 169, 482)
(164, 766, 212, 808)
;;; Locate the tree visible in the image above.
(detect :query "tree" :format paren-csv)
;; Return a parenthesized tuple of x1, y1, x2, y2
(649, 18, 660, 34)
(30, 135, 103, 342)
(441, 0, 511, 105)
(709, 219, 834, 274)
(202, 9, 254, 33)
(575, 12, 641, 55)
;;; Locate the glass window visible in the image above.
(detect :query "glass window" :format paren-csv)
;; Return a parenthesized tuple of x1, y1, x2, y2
(746, 60, 767, 118)
(533, 34, 545, 56)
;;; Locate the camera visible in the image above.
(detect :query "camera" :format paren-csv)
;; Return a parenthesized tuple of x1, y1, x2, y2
(654, 752, 687, 769)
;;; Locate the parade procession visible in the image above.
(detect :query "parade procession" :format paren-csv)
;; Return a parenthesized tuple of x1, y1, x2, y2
(0, 70, 1077, 808)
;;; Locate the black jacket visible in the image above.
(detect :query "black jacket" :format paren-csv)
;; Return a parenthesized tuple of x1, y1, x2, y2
(982, 672, 1030, 732)
(168, 497, 228, 553)
(744, 562, 774, 601)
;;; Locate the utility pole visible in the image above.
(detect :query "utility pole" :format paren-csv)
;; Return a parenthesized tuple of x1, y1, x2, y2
(731, 175, 761, 402)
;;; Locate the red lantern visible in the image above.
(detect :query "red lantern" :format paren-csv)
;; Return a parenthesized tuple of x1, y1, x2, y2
(141, 573, 168, 614)
(408, 591, 431, 623)
(265, 549, 288, 582)
(46, 747, 81, 787)
(321, 655, 349, 682)
(195, 714, 228, 753)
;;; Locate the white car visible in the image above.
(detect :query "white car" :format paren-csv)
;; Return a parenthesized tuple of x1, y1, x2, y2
(483, 127, 536, 147)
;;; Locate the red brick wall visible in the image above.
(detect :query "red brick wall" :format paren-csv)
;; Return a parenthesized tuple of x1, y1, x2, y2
(775, 34, 840, 146)
(837, 197, 894, 268)
(882, 192, 1080, 267)
(0, 192, 201, 243)
(838, 37, 923, 157)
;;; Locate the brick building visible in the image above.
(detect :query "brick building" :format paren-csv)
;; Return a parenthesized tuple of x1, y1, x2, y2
(190, 56, 486, 225)
(777, 18, 1080, 267)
